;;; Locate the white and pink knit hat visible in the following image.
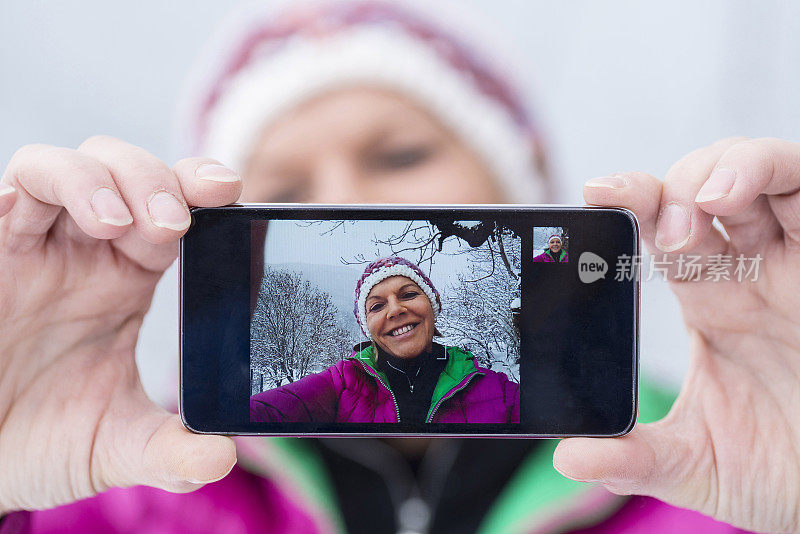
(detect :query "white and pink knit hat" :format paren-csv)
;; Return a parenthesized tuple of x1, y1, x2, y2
(179, 0, 547, 202)
(354, 257, 441, 339)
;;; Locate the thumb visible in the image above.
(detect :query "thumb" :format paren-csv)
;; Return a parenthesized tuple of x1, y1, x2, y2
(106, 411, 237, 494)
(552, 422, 688, 498)
(142, 415, 237, 492)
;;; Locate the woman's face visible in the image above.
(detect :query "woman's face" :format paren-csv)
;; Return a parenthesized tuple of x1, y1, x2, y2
(365, 276, 435, 360)
(241, 87, 505, 204)
(548, 237, 562, 253)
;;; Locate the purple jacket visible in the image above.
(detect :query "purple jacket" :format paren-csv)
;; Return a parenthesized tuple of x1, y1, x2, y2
(1, 464, 752, 534)
(2, 381, 752, 533)
(533, 249, 569, 262)
(250, 344, 519, 423)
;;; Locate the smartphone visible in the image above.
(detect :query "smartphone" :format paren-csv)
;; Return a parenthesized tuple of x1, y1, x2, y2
(180, 204, 639, 437)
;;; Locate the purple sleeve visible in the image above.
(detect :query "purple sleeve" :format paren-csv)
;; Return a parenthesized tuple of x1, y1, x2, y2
(0, 512, 30, 534)
(504, 376, 520, 423)
(250, 367, 342, 422)
(532, 252, 548, 262)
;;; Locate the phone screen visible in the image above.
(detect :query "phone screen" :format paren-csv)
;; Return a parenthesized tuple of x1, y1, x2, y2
(181, 205, 639, 436)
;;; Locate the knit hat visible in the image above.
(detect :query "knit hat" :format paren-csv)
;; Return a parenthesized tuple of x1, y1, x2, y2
(354, 257, 441, 339)
(548, 234, 562, 243)
(180, 0, 547, 202)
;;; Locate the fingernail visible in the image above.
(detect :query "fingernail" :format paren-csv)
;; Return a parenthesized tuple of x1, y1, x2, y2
(195, 163, 240, 183)
(585, 175, 628, 189)
(695, 168, 735, 203)
(0, 184, 16, 196)
(186, 462, 236, 485)
(90, 187, 133, 226)
(553, 464, 601, 483)
(147, 191, 190, 231)
(655, 202, 690, 252)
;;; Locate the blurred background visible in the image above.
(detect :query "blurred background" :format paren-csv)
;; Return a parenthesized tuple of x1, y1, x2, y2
(2, 0, 798, 406)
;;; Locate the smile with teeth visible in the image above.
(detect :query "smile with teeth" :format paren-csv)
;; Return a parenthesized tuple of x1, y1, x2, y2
(389, 323, 418, 337)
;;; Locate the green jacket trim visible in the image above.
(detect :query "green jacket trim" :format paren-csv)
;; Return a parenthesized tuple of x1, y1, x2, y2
(244, 373, 677, 534)
(476, 379, 677, 534)
(237, 436, 346, 533)
(351, 344, 479, 423)
(426, 346, 482, 421)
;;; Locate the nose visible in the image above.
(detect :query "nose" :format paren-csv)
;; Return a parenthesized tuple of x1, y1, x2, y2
(385, 297, 407, 320)
(307, 156, 363, 203)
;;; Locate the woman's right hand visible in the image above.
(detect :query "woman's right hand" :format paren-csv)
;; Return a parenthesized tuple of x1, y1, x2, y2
(0, 136, 240, 515)
(555, 137, 800, 533)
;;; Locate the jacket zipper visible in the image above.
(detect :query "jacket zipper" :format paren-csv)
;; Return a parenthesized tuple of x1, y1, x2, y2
(425, 371, 483, 423)
(357, 360, 401, 423)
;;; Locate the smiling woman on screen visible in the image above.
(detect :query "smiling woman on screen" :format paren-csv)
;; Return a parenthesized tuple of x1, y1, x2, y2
(249, 256, 520, 424)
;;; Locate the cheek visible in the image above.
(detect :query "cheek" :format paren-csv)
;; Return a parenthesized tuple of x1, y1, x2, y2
(411, 303, 435, 328)
(366, 316, 382, 334)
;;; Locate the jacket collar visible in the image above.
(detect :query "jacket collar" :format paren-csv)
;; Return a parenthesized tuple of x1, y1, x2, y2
(350, 343, 482, 422)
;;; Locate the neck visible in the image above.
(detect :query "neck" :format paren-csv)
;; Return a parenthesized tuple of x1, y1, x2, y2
(375, 342, 436, 371)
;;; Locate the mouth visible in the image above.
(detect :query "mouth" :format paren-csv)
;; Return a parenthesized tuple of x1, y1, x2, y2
(388, 323, 419, 338)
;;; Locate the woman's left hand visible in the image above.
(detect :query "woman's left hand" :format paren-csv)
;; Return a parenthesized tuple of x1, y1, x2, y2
(553, 137, 800, 533)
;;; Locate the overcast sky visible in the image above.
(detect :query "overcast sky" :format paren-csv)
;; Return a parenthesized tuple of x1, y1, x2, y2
(263, 219, 501, 290)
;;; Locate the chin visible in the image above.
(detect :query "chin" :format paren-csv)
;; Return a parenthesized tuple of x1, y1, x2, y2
(389, 346, 420, 359)
(382, 340, 425, 359)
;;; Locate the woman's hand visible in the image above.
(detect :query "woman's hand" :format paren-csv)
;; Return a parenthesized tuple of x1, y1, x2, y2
(0, 137, 241, 514)
(554, 137, 800, 533)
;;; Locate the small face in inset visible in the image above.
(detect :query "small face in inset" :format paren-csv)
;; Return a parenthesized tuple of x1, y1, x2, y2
(548, 236, 562, 254)
(365, 276, 435, 360)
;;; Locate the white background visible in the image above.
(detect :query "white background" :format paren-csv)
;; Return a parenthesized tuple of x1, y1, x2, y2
(2, 1, 798, 406)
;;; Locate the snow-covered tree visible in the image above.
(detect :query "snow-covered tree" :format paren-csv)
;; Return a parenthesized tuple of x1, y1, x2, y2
(251, 268, 353, 390)
(438, 226, 521, 382)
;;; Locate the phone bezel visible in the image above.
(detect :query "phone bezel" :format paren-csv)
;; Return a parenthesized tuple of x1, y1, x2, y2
(180, 203, 640, 438)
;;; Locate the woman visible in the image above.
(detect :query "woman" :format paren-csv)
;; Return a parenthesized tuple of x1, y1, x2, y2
(533, 234, 568, 262)
(250, 256, 519, 424)
(0, 1, 796, 533)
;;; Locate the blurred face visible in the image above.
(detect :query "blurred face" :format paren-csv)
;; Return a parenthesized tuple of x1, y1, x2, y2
(365, 276, 435, 360)
(242, 87, 504, 203)
(548, 237, 562, 253)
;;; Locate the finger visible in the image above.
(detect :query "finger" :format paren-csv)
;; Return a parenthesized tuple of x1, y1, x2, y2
(0, 183, 17, 219)
(584, 172, 662, 250)
(112, 232, 179, 273)
(108, 157, 241, 272)
(715, 194, 782, 253)
(554, 425, 659, 493)
(1, 144, 134, 251)
(655, 138, 746, 254)
(553, 421, 703, 506)
(105, 410, 237, 493)
(171, 158, 242, 207)
(77, 136, 192, 245)
(140, 415, 237, 492)
(584, 172, 728, 281)
(694, 137, 800, 244)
